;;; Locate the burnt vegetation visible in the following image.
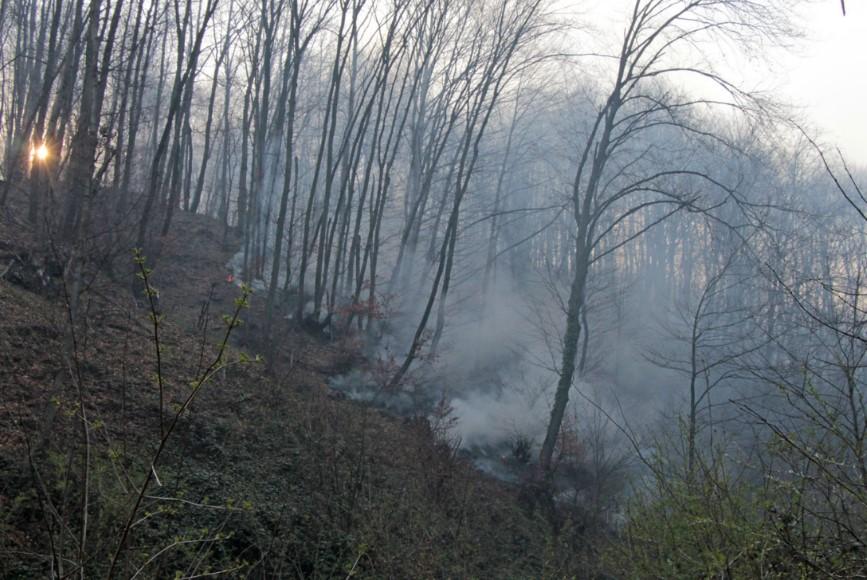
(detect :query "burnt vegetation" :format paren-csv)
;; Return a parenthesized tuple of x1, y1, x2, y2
(1, 0, 867, 578)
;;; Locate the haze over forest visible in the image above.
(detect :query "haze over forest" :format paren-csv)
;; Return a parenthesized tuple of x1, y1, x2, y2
(2, 0, 867, 577)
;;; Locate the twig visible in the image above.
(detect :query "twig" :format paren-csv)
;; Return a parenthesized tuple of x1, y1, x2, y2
(106, 253, 251, 578)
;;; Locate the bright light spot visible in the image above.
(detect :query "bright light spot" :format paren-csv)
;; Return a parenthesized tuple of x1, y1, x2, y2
(31, 144, 49, 162)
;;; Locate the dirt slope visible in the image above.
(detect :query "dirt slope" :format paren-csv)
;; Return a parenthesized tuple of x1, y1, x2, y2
(0, 209, 592, 578)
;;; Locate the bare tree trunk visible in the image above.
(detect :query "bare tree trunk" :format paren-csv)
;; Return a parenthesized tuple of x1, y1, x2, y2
(137, 0, 219, 249)
(190, 2, 231, 214)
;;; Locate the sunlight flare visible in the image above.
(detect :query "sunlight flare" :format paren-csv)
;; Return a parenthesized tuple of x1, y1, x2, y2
(30, 143, 49, 162)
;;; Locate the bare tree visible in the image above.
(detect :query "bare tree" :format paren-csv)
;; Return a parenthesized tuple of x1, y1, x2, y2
(385, 0, 548, 389)
(538, 0, 793, 474)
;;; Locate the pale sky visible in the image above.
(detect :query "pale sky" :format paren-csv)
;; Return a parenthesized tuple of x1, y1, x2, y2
(778, 2, 867, 165)
(561, 1, 867, 166)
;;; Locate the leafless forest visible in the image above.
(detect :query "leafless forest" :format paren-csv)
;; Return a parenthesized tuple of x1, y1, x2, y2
(2, 0, 867, 577)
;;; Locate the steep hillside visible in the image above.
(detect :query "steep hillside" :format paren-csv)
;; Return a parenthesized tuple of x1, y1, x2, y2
(0, 209, 594, 578)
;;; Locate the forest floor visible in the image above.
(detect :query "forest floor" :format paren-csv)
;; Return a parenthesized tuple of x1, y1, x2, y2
(0, 201, 595, 578)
